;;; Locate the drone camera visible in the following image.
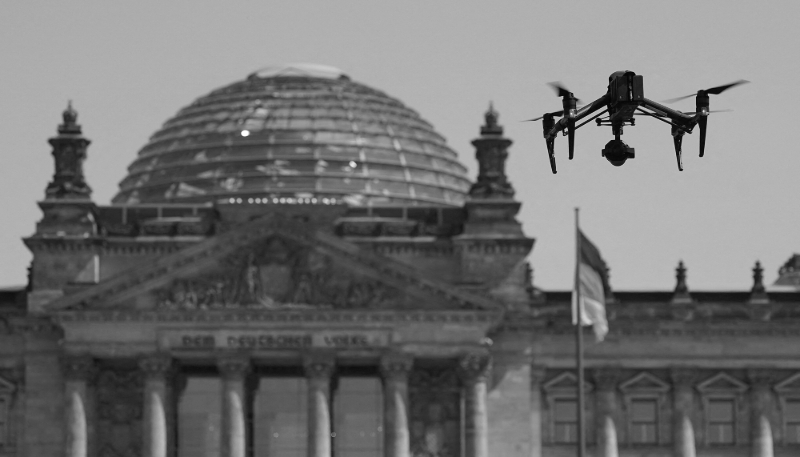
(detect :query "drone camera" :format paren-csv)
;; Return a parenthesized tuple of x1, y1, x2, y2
(601, 139, 635, 167)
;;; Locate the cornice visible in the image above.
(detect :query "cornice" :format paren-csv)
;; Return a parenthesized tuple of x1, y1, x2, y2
(49, 309, 503, 325)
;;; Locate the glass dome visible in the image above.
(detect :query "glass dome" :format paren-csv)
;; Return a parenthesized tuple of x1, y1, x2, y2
(112, 64, 472, 207)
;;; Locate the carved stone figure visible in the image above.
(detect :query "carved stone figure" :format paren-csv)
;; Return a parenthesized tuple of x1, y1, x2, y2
(95, 367, 143, 457)
(410, 367, 461, 457)
(155, 235, 409, 310)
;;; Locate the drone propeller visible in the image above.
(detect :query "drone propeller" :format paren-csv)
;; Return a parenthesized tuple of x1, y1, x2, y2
(633, 109, 732, 117)
(547, 82, 580, 159)
(547, 82, 581, 102)
(662, 80, 749, 103)
(523, 110, 564, 122)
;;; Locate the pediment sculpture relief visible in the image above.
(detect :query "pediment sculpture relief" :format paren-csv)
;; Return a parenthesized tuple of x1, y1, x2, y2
(155, 236, 409, 310)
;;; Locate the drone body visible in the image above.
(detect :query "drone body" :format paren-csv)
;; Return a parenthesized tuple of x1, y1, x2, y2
(531, 71, 747, 173)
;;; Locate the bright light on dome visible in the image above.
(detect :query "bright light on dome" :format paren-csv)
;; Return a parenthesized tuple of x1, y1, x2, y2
(240, 130, 250, 137)
(349, 161, 358, 168)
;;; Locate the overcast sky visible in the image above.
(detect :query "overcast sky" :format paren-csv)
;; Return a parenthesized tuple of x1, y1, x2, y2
(1, 1, 799, 291)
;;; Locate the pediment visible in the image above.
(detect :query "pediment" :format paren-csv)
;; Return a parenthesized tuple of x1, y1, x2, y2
(543, 372, 594, 393)
(0, 376, 15, 393)
(619, 372, 670, 393)
(775, 373, 800, 393)
(44, 213, 502, 312)
(696, 372, 748, 393)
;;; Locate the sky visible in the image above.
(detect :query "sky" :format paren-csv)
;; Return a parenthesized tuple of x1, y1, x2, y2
(1, 1, 799, 292)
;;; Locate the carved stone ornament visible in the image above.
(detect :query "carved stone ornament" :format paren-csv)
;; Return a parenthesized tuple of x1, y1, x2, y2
(747, 369, 781, 391)
(458, 352, 492, 383)
(303, 352, 335, 380)
(45, 102, 92, 200)
(217, 355, 251, 380)
(138, 355, 173, 380)
(592, 368, 621, 392)
(96, 366, 143, 457)
(154, 236, 409, 311)
(670, 368, 697, 389)
(409, 366, 461, 457)
(469, 104, 515, 199)
(62, 355, 95, 381)
(380, 352, 414, 380)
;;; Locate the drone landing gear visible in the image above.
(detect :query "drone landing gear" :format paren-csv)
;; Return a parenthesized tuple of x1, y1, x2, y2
(546, 136, 557, 173)
(671, 126, 684, 171)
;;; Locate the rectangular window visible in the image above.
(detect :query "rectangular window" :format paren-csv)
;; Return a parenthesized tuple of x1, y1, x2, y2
(707, 398, 735, 445)
(0, 396, 7, 446)
(178, 377, 222, 457)
(630, 398, 658, 444)
(334, 377, 383, 457)
(786, 398, 800, 444)
(254, 377, 308, 457)
(554, 399, 578, 444)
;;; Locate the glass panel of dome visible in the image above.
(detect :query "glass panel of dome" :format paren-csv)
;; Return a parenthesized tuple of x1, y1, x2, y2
(358, 122, 386, 134)
(362, 135, 393, 148)
(288, 118, 313, 130)
(411, 184, 445, 200)
(408, 169, 439, 184)
(313, 119, 337, 130)
(265, 118, 289, 129)
(265, 176, 319, 191)
(319, 145, 360, 161)
(402, 152, 434, 168)
(396, 138, 424, 153)
(371, 180, 410, 196)
(319, 177, 368, 193)
(363, 148, 400, 164)
(292, 108, 312, 118)
(365, 164, 405, 180)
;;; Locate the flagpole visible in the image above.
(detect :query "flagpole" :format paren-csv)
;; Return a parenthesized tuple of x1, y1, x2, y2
(575, 207, 585, 457)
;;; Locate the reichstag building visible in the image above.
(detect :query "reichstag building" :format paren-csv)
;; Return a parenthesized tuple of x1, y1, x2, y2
(1, 64, 799, 457)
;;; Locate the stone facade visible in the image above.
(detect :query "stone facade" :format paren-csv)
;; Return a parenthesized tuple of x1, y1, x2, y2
(1, 87, 799, 457)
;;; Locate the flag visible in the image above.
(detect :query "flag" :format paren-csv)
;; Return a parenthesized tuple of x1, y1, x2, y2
(572, 229, 609, 341)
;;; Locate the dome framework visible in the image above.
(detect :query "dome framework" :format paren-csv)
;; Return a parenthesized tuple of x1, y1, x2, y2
(113, 65, 472, 207)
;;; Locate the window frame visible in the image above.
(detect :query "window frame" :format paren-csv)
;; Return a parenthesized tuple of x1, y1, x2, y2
(696, 372, 748, 447)
(542, 372, 594, 446)
(774, 372, 800, 446)
(0, 376, 15, 450)
(618, 372, 670, 447)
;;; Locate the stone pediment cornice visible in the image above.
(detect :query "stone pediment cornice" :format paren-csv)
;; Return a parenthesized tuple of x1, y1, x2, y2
(42, 213, 504, 313)
(50, 309, 503, 325)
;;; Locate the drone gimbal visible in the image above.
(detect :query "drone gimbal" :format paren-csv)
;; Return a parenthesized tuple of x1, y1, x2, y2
(529, 71, 747, 173)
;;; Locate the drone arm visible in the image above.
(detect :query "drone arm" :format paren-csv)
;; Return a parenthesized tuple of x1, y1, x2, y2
(641, 98, 696, 123)
(545, 94, 610, 138)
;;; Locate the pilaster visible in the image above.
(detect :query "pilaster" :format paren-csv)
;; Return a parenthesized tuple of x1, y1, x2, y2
(380, 352, 414, 457)
(460, 352, 492, 457)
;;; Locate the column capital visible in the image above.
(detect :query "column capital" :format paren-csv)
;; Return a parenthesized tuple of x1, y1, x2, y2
(459, 352, 492, 383)
(63, 354, 95, 381)
(139, 354, 174, 380)
(530, 365, 547, 385)
(592, 368, 621, 392)
(380, 352, 414, 381)
(747, 369, 782, 390)
(217, 355, 251, 380)
(670, 368, 697, 389)
(303, 351, 336, 380)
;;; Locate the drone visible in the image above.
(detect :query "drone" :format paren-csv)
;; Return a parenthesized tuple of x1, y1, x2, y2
(528, 71, 748, 173)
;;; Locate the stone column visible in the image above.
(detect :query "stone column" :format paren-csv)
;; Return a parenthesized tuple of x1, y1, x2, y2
(218, 356, 251, 457)
(459, 352, 491, 457)
(140, 355, 173, 457)
(380, 352, 414, 457)
(748, 370, 775, 457)
(63, 355, 94, 457)
(670, 369, 697, 457)
(304, 352, 335, 457)
(593, 370, 619, 457)
(530, 365, 546, 457)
